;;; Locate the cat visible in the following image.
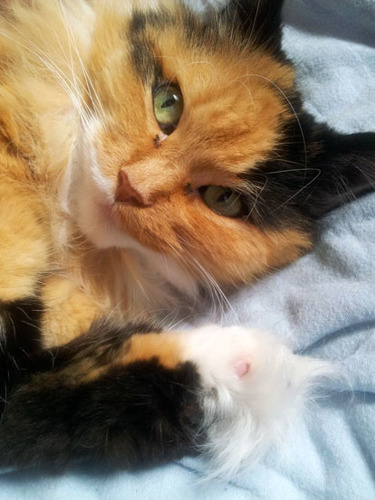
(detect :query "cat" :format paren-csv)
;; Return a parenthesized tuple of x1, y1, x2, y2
(0, 0, 374, 477)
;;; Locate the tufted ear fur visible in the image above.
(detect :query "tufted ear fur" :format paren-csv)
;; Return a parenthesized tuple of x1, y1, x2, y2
(222, 0, 285, 56)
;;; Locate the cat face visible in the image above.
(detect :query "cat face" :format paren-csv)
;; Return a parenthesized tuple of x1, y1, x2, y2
(68, 0, 312, 293)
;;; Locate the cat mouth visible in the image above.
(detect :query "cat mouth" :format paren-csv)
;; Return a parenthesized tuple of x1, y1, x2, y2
(93, 200, 138, 249)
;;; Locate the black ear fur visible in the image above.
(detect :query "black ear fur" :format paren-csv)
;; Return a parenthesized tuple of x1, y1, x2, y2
(307, 127, 375, 217)
(222, 0, 285, 55)
(241, 113, 375, 229)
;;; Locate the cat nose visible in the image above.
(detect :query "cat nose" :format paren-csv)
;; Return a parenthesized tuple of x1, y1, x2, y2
(115, 170, 149, 207)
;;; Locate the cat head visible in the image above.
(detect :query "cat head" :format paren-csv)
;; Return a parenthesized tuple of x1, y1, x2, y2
(64, 0, 373, 296)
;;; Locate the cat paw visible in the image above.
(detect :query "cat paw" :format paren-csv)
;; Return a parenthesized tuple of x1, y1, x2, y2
(178, 325, 331, 477)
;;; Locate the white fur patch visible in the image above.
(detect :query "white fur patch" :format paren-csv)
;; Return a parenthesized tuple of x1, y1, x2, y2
(179, 325, 334, 477)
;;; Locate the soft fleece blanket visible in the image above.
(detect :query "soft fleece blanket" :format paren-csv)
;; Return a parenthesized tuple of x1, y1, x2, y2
(1, 0, 375, 498)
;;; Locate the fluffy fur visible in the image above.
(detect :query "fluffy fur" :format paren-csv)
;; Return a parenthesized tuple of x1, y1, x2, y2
(0, 0, 374, 477)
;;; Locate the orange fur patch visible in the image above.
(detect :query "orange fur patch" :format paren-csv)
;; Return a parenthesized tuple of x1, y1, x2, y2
(124, 332, 182, 369)
(40, 275, 104, 348)
(64, 331, 183, 385)
(0, 175, 51, 301)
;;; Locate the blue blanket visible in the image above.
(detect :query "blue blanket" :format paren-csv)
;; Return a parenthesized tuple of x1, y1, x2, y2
(1, 0, 375, 498)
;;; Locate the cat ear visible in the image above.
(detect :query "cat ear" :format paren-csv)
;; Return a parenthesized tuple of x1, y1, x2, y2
(308, 128, 375, 217)
(221, 0, 285, 55)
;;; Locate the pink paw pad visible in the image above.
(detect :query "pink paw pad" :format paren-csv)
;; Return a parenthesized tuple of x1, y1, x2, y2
(233, 358, 251, 378)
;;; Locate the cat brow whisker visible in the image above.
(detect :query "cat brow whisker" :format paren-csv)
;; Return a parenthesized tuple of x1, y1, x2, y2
(227, 76, 255, 105)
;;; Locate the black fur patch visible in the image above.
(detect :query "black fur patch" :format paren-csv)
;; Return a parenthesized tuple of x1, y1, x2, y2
(128, 10, 165, 85)
(0, 355, 203, 470)
(241, 109, 375, 231)
(0, 319, 205, 470)
(0, 298, 43, 418)
(222, 0, 286, 56)
(129, 37, 162, 85)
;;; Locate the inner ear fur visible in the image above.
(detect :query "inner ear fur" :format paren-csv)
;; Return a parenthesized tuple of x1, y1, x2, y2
(222, 0, 285, 55)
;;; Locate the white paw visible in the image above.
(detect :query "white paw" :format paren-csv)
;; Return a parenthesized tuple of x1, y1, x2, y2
(179, 325, 331, 477)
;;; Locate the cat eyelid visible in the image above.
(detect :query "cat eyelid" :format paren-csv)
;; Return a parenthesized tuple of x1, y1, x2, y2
(152, 80, 180, 96)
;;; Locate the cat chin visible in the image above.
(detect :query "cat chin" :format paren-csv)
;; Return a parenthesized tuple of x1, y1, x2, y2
(68, 184, 200, 298)
(66, 175, 199, 298)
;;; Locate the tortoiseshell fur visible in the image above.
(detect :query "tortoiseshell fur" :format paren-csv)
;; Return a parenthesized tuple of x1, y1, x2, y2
(0, 0, 374, 475)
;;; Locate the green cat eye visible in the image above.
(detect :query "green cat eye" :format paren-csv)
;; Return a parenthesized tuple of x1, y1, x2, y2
(201, 186, 244, 218)
(153, 83, 183, 135)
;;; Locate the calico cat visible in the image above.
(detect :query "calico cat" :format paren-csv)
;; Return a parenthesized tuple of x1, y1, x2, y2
(0, 0, 374, 477)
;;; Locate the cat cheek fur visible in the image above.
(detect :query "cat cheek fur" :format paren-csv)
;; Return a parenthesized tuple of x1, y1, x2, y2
(111, 195, 312, 286)
(68, 127, 312, 291)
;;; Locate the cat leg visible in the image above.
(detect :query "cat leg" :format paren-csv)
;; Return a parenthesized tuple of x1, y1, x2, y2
(0, 178, 51, 413)
(0, 323, 330, 475)
(40, 274, 105, 348)
(0, 179, 50, 301)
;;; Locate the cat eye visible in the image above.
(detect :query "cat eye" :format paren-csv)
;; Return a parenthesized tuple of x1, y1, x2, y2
(200, 186, 244, 218)
(153, 83, 183, 135)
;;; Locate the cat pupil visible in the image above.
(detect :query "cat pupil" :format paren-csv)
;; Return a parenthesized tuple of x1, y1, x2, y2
(161, 96, 178, 109)
(200, 186, 244, 218)
(218, 191, 232, 204)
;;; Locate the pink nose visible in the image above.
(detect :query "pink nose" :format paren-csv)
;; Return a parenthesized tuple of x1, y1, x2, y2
(115, 171, 148, 206)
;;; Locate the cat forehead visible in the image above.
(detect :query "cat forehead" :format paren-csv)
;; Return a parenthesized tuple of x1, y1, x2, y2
(89, 1, 297, 177)
(92, 1, 294, 86)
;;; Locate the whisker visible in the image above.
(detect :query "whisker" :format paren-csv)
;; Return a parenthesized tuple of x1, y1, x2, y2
(56, 0, 106, 123)
(0, 28, 91, 128)
(245, 72, 308, 170)
(275, 168, 321, 210)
